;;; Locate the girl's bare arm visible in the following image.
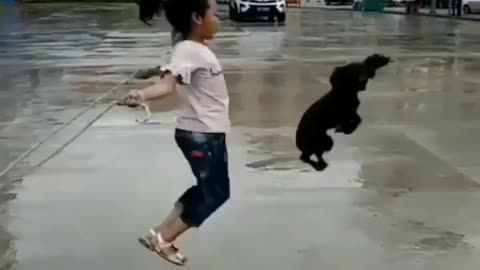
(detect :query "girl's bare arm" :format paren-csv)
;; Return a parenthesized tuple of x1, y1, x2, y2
(140, 73, 176, 100)
(119, 73, 176, 106)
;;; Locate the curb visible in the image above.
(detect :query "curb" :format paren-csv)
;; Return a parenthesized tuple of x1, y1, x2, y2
(287, 5, 480, 22)
(382, 9, 480, 21)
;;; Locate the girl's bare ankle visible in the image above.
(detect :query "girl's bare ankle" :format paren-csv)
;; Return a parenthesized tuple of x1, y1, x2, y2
(149, 229, 171, 249)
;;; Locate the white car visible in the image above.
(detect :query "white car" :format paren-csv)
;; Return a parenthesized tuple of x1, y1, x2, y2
(229, 0, 286, 22)
(463, 0, 480, 13)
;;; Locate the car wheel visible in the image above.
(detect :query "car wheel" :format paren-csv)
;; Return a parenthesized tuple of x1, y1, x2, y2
(325, 0, 331, 5)
(463, 4, 471, 14)
(277, 13, 286, 22)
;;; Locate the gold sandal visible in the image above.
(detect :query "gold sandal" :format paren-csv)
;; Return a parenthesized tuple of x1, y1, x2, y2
(138, 230, 187, 266)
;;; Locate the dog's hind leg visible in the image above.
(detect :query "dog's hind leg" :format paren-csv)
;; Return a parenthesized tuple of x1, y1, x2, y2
(299, 135, 333, 171)
(311, 136, 333, 171)
(300, 152, 315, 167)
(312, 154, 328, 171)
(299, 152, 321, 170)
(299, 151, 328, 171)
(323, 135, 334, 151)
(300, 152, 311, 163)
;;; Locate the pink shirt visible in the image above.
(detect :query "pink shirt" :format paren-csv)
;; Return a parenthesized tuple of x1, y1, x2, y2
(161, 40, 231, 133)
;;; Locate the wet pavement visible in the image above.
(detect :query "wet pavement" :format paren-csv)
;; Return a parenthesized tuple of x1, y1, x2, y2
(2, 3, 480, 270)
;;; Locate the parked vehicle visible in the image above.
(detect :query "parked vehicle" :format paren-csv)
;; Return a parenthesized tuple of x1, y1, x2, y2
(353, 0, 362, 9)
(229, 0, 286, 22)
(388, 0, 406, 6)
(353, 0, 403, 10)
(463, 0, 480, 13)
(418, 0, 450, 8)
(325, 0, 353, 5)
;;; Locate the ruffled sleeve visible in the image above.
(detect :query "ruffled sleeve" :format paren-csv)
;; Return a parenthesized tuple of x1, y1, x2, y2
(159, 42, 201, 85)
(160, 63, 196, 85)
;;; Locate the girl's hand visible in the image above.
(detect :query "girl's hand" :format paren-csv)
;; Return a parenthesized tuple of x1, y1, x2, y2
(118, 90, 145, 108)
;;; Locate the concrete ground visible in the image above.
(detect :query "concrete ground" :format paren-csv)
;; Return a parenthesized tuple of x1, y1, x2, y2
(2, 3, 480, 270)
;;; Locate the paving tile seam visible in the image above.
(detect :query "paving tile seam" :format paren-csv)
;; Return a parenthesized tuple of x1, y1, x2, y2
(399, 129, 480, 186)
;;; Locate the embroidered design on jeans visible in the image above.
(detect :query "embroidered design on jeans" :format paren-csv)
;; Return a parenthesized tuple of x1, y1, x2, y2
(199, 170, 208, 179)
(192, 133, 207, 143)
(191, 150, 204, 159)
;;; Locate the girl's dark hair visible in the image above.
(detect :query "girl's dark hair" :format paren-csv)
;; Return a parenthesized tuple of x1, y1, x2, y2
(137, 0, 210, 38)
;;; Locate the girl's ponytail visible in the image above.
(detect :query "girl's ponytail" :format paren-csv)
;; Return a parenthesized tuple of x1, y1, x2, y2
(137, 0, 165, 25)
(138, 0, 209, 40)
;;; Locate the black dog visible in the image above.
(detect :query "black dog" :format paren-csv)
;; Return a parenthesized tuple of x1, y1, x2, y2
(295, 54, 391, 171)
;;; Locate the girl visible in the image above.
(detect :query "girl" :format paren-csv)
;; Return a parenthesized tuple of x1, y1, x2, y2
(121, 0, 230, 266)
(133, 12, 182, 80)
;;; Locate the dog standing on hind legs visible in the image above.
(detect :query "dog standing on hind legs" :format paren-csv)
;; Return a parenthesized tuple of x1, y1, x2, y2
(296, 54, 391, 171)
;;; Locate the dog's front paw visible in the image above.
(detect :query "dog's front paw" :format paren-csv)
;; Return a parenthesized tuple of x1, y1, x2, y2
(336, 123, 356, 134)
(343, 128, 355, 135)
(335, 124, 344, 133)
(342, 123, 359, 134)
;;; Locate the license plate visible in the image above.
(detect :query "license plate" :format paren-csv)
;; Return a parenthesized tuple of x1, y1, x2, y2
(257, 7, 270, 11)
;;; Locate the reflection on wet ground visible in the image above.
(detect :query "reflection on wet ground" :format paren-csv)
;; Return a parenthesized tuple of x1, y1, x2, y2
(2, 3, 480, 270)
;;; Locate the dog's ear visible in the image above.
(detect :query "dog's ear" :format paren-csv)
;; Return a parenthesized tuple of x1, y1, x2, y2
(364, 68, 376, 79)
(329, 67, 344, 88)
(330, 63, 365, 90)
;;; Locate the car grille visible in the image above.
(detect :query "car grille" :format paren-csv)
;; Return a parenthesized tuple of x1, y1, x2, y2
(247, 0, 277, 3)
